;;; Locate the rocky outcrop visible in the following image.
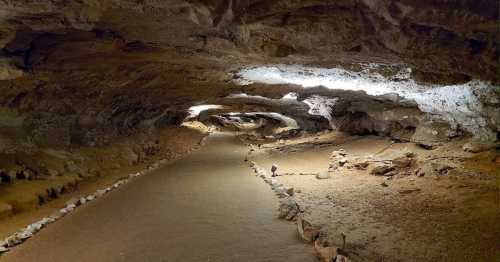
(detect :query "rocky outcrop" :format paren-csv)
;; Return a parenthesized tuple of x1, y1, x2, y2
(237, 65, 500, 143)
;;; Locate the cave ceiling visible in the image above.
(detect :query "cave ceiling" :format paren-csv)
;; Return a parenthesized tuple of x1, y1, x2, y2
(0, 0, 498, 144)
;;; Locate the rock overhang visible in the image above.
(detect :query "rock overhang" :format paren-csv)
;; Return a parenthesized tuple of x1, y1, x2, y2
(233, 64, 500, 141)
(0, 0, 498, 147)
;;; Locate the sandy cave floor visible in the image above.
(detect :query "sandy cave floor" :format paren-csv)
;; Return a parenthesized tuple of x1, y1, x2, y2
(0, 129, 498, 262)
(248, 132, 500, 261)
(0, 127, 206, 240)
(0, 133, 316, 262)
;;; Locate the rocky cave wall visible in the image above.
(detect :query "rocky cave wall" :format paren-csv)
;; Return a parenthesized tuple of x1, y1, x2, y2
(0, 0, 498, 213)
(0, 0, 497, 144)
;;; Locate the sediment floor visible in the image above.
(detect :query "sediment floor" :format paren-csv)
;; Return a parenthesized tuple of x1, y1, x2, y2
(2, 133, 315, 262)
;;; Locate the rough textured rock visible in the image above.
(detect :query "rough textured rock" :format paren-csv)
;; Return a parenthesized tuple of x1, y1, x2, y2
(392, 156, 413, 168)
(313, 233, 346, 262)
(370, 163, 395, 176)
(2, 0, 499, 82)
(237, 66, 499, 142)
(316, 171, 331, 180)
(0, 0, 497, 160)
(278, 198, 300, 220)
(297, 214, 320, 243)
(415, 162, 455, 177)
(463, 141, 498, 153)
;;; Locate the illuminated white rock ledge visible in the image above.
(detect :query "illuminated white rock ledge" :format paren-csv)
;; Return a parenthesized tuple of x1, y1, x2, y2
(235, 65, 499, 141)
(187, 105, 224, 118)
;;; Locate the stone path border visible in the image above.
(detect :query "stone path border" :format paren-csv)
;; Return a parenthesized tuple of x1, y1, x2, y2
(4, 127, 222, 256)
(244, 148, 350, 262)
(0, 135, 209, 255)
(0, 159, 171, 254)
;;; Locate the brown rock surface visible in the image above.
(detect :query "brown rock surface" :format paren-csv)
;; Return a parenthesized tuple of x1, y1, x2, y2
(0, 1, 497, 160)
(0, 1, 499, 259)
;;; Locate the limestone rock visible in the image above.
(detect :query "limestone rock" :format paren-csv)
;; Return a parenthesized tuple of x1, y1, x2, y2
(278, 198, 300, 220)
(463, 141, 497, 153)
(383, 170, 399, 177)
(314, 237, 339, 262)
(335, 255, 350, 262)
(94, 189, 106, 197)
(415, 162, 454, 176)
(392, 156, 413, 168)
(316, 171, 331, 179)
(297, 215, 319, 243)
(65, 198, 80, 207)
(49, 211, 63, 220)
(5, 235, 22, 247)
(271, 164, 278, 175)
(66, 203, 76, 211)
(404, 151, 416, 158)
(353, 161, 370, 170)
(338, 158, 348, 166)
(331, 149, 347, 158)
(370, 164, 395, 176)
(17, 231, 32, 240)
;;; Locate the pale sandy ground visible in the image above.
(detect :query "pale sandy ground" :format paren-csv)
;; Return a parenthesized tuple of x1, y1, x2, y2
(0, 127, 205, 240)
(250, 132, 500, 261)
(1, 133, 315, 262)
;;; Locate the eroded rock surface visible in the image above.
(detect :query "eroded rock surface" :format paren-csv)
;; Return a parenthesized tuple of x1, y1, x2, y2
(0, 0, 498, 153)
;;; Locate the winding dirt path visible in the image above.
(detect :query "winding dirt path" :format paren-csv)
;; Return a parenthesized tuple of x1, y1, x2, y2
(2, 133, 315, 262)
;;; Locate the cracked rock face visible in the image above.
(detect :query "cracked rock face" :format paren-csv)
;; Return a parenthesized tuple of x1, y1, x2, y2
(1, 0, 498, 80)
(0, 1, 498, 180)
(235, 65, 500, 141)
